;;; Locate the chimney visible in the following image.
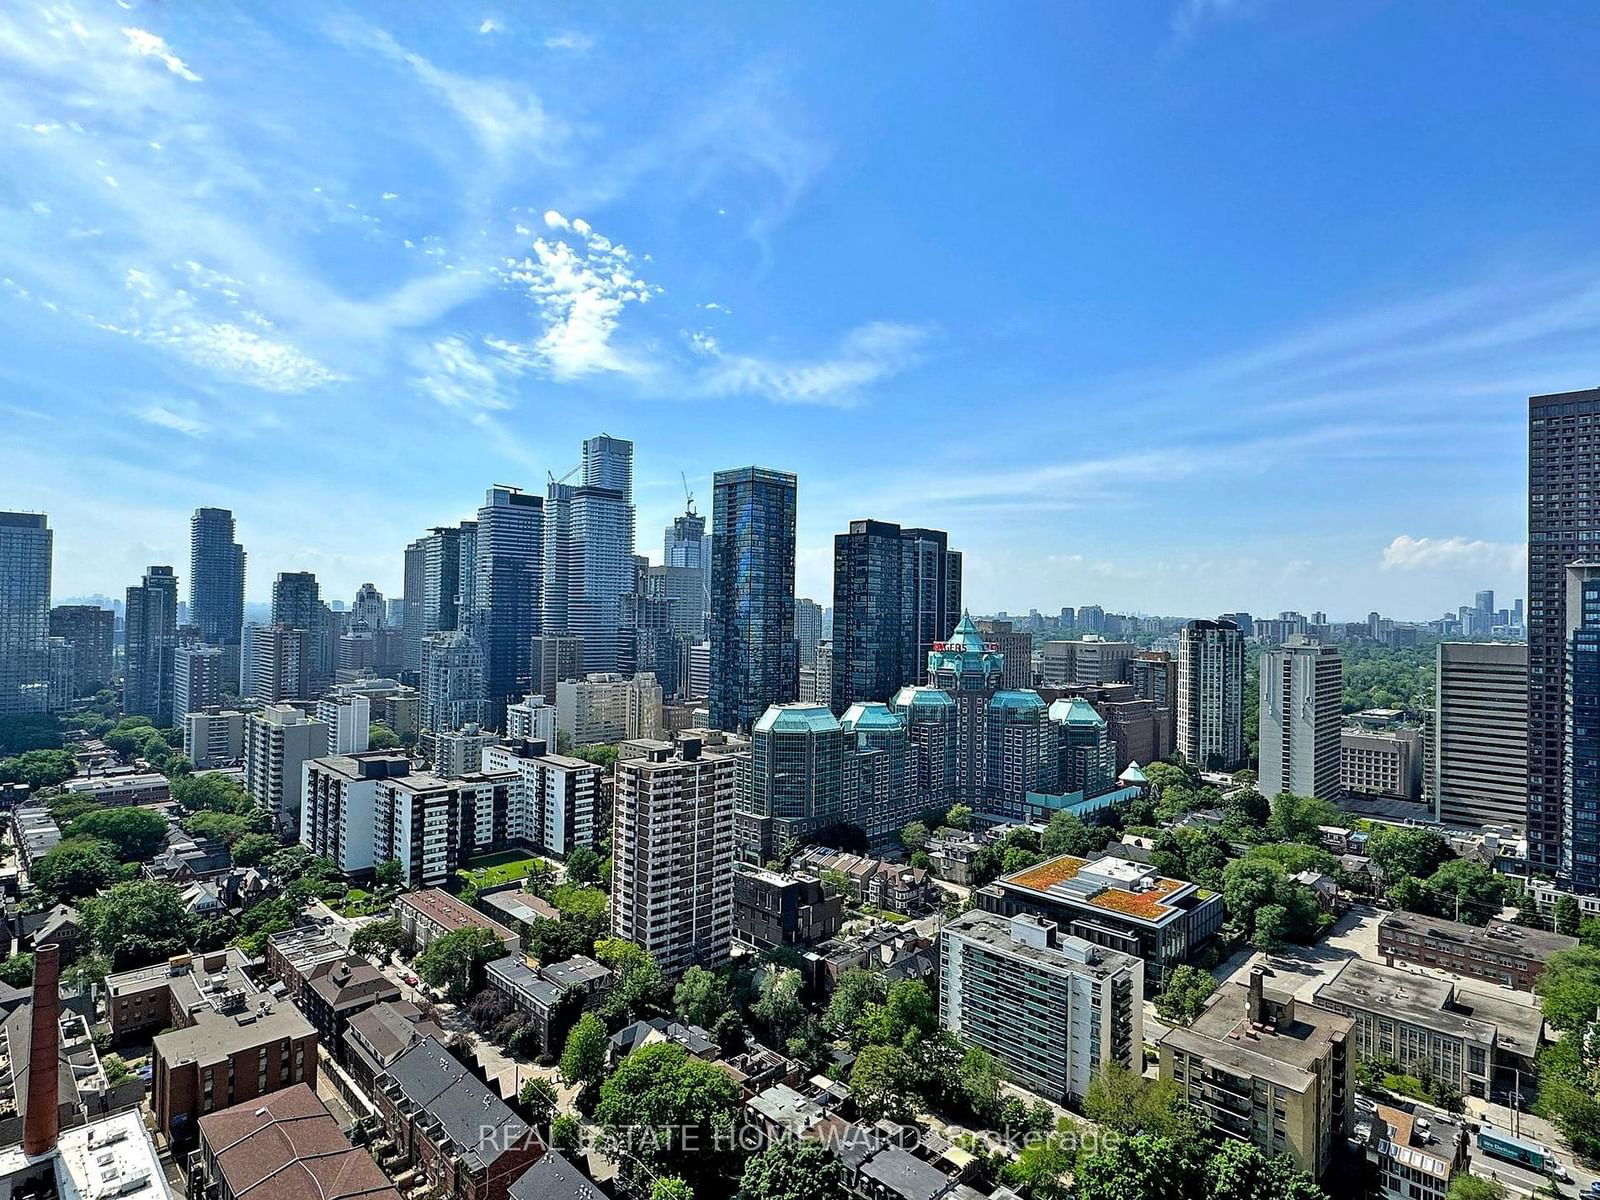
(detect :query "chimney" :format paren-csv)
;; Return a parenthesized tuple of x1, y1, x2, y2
(23, 943, 61, 1157)
(1247, 966, 1265, 1026)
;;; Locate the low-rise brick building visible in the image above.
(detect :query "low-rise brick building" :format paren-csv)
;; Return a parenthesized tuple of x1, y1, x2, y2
(1376, 911, 1577, 991)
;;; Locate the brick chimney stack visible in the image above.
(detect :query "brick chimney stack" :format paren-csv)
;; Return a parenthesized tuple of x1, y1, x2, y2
(23, 943, 61, 1158)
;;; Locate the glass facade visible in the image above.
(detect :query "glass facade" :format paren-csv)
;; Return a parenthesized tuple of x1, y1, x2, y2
(709, 466, 798, 733)
(1565, 564, 1600, 893)
(125, 565, 179, 723)
(189, 507, 245, 664)
(0, 512, 52, 715)
(475, 486, 543, 728)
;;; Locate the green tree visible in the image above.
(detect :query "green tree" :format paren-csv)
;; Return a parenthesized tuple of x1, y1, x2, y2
(738, 1138, 849, 1200)
(595, 1043, 741, 1195)
(849, 1044, 918, 1123)
(1425, 859, 1507, 926)
(350, 916, 405, 957)
(1554, 894, 1581, 937)
(571, 744, 618, 769)
(1083, 1066, 1196, 1138)
(565, 846, 603, 886)
(900, 820, 930, 852)
(1043, 810, 1106, 857)
(0, 748, 78, 789)
(1155, 965, 1218, 1026)
(229, 832, 281, 868)
(186, 809, 253, 847)
(713, 1009, 747, 1057)
(1203, 1136, 1324, 1200)
(1252, 903, 1290, 951)
(1579, 916, 1600, 949)
(517, 1076, 557, 1126)
(651, 1180, 693, 1200)
(33, 840, 122, 900)
(81, 880, 192, 967)
(957, 1045, 1004, 1123)
(1446, 1178, 1507, 1200)
(367, 722, 401, 750)
(374, 859, 403, 888)
(559, 1011, 610, 1097)
(673, 965, 731, 1029)
(826, 968, 888, 1038)
(1367, 826, 1453, 881)
(1074, 1133, 1203, 1200)
(857, 978, 936, 1049)
(66, 807, 167, 860)
(944, 804, 973, 831)
(1001, 1129, 1078, 1200)
(550, 1114, 582, 1154)
(595, 938, 668, 1023)
(1266, 792, 1343, 844)
(0, 954, 34, 987)
(415, 926, 505, 1001)
(170, 772, 253, 813)
(751, 967, 805, 1040)
(1537, 947, 1600, 1031)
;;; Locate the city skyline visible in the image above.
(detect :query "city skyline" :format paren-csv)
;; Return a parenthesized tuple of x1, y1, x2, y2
(3, 4, 1591, 614)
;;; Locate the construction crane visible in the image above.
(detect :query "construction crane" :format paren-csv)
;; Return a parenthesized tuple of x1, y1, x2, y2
(681, 471, 696, 515)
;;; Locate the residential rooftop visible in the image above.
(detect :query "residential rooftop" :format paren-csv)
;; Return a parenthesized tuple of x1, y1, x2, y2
(1161, 979, 1353, 1093)
(380, 1036, 529, 1173)
(196, 1084, 401, 1200)
(942, 909, 1137, 981)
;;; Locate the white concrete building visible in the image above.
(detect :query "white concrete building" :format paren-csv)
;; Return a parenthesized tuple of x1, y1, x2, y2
(1259, 637, 1343, 800)
(316, 692, 371, 756)
(481, 740, 600, 857)
(505, 695, 557, 746)
(183, 707, 245, 769)
(245, 703, 329, 834)
(940, 909, 1143, 1105)
(555, 672, 631, 745)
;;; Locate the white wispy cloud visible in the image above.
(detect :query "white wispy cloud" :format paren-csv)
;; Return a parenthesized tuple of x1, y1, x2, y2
(121, 27, 201, 82)
(137, 404, 208, 437)
(689, 321, 928, 407)
(478, 18, 502, 36)
(410, 334, 518, 415)
(1381, 535, 1526, 573)
(544, 32, 593, 52)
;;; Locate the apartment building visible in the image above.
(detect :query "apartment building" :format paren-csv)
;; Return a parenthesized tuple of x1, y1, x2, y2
(1160, 968, 1353, 1178)
(1341, 727, 1423, 801)
(612, 735, 737, 976)
(183, 708, 246, 769)
(393, 889, 518, 957)
(480, 739, 601, 858)
(940, 910, 1142, 1104)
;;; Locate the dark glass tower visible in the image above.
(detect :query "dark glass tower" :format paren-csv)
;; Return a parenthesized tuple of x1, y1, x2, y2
(1529, 388, 1600, 877)
(1565, 563, 1600, 893)
(188, 507, 245, 677)
(831, 519, 961, 714)
(125, 565, 178, 723)
(476, 485, 543, 727)
(709, 466, 797, 732)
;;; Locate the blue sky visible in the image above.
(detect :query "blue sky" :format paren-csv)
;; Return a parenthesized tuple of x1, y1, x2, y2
(4, 1, 1597, 619)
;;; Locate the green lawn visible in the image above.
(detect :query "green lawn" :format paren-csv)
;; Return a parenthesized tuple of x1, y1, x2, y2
(457, 851, 544, 889)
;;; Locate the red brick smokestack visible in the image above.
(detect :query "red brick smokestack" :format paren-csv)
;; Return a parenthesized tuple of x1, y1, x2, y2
(23, 943, 61, 1158)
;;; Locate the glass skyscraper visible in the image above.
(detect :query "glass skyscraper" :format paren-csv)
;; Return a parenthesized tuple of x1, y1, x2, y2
(709, 466, 798, 732)
(476, 485, 543, 727)
(1529, 388, 1600, 876)
(544, 434, 636, 675)
(188, 507, 245, 678)
(0, 512, 53, 715)
(831, 519, 961, 714)
(125, 565, 179, 723)
(1565, 562, 1600, 894)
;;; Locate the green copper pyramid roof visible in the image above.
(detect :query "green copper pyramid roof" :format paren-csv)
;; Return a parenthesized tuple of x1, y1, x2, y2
(988, 689, 1046, 713)
(927, 612, 1005, 680)
(1048, 697, 1106, 727)
(891, 685, 955, 710)
(753, 703, 841, 735)
(841, 702, 905, 732)
(1118, 761, 1149, 784)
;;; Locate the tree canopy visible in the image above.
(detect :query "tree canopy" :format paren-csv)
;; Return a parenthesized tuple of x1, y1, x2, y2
(415, 926, 505, 1001)
(737, 1138, 849, 1200)
(596, 1043, 741, 1195)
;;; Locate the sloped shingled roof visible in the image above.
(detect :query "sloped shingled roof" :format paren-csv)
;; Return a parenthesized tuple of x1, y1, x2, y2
(197, 1084, 402, 1200)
